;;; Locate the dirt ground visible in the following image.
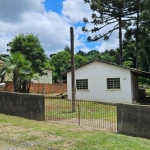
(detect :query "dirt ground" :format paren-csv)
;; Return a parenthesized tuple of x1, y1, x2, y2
(46, 118, 117, 132)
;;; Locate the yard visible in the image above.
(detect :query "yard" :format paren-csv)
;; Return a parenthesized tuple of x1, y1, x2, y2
(1, 114, 150, 150)
(45, 99, 117, 131)
(45, 99, 116, 120)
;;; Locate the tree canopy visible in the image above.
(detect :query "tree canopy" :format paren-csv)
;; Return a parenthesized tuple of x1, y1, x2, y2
(82, 0, 144, 65)
(7, 34, 47, 74)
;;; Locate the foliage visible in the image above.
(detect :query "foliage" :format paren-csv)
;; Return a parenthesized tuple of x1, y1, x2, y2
(87, 50, 101, 60)
(50, 50, 71, 82)
(50, 48, 89, 82)
(123, 60, 134, 68)
(7, 34, 47, 74)
(75, 54, 88, 67)
(0, 52, 32, 92)
(82, 0, 143, 65)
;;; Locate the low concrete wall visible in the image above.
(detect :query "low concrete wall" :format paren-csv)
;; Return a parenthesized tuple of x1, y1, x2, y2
(117, 103, 150, 138)
(0, 91, 45, 121)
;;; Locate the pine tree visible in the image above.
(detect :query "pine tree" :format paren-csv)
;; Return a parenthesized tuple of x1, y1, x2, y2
(82, 0, 144, 65)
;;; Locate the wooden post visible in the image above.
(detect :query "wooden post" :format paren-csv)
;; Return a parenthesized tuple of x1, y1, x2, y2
(70, 27, 76, 112)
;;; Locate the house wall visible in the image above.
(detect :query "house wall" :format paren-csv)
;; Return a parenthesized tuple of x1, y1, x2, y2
(67, 61, 132, 103)
(0, 62, 52, 84)
(32, 69, 52, 84)
(0, 62, 13, 81)
(130, 72, 139, 103)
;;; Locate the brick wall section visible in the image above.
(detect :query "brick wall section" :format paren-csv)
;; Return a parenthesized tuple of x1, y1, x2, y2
(2, 81, 67, 94)
(0, 91, 45, 121)
(3, 81, 14, 92)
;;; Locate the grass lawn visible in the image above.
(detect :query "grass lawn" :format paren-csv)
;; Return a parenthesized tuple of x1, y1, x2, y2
(45, 99, 117, 121)
(146, 89, 150, 96)
(1, 114, 150, 150)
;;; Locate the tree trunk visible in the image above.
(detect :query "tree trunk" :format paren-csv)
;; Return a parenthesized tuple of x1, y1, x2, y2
(21, 80, 27, 93)
(119, 16, 122, 65)
(136, 12, 139, 69)
(13, 70, 20, 92)
(27, 80, 31, 94)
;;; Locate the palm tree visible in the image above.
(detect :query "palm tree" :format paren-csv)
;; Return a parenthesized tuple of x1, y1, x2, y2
(0, 52, 32, 92)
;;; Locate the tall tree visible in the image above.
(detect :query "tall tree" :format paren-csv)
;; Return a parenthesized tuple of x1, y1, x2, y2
(123, 0, 145, 69)
(139, 0, 150, 71)
(7, 34, 47, 74)
(87, 50, 101, 60)
(50, 49, 89, 82)
(50, 51, 71, 82)
(124, 0, 150, 70)
(76, 50, 87, 56)
(75, 54, 88, 67)
(82, 0, 143, 65)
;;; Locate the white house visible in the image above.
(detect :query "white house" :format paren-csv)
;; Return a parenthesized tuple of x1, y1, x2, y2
(67, 59, 150, 104)
(32, 69, 52, 84)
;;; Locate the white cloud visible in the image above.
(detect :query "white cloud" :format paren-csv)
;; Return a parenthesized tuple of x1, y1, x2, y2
(0, 0, 72, 55)
(79, 46, 91, 53)
(0, 0, 44, 23)
(0, 0, 120, 57)
(62, 0, 91, 23)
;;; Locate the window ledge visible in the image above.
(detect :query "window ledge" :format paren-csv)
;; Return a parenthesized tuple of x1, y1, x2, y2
(77, 89, 89, 91)
(106, 89, 121, 91)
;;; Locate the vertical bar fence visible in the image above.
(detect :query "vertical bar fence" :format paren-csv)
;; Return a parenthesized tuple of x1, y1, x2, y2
(45, 98, 117, 132)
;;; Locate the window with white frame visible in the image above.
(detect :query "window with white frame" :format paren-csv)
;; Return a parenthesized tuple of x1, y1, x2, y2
(107, 78, 120, 89)
(76, 79, 88, 90)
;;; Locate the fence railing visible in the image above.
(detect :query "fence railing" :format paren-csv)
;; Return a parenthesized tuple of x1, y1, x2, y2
(45, 99, 117, 132)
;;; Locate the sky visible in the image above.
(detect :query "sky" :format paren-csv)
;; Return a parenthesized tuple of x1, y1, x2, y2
(0, 0, 119, 57)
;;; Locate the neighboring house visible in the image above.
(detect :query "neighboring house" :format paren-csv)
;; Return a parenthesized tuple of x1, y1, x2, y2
(0, 60, 52, 84)
(32, 69, 52, 84)
(67, 59, 150, 104)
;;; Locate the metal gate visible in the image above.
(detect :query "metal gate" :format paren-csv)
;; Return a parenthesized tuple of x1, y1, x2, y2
(45, 99, 117, 132)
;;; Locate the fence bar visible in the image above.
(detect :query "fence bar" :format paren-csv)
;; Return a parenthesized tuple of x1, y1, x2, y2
(77, 103, 81, 126)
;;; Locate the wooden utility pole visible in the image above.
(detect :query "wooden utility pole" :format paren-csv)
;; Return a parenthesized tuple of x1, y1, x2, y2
(70, 27, 76, 112)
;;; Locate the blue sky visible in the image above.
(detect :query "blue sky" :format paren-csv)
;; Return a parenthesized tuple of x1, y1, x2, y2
(44, 0, 98, 52)
(0, 0, 118, 56)
(44, 0, 63, 13)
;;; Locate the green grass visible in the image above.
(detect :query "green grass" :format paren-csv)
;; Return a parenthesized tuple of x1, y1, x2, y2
(45, 99, 117, 121)
(146, 89, 150, 96)
(1, 114, 150, 150)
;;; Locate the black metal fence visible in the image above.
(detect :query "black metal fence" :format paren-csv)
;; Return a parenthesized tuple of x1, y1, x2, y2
(45, 99, 117, 132)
